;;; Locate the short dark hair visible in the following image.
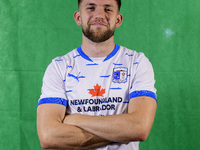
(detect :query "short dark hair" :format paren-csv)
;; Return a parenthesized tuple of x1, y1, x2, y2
(78, 0, 121, 11)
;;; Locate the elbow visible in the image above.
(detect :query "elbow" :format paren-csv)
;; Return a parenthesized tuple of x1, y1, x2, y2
(137, 132, 149, 142)
(40, 142, 49, 149)
(38, 132, 55, 149)
(135, 122, 152, 142)
(39, 134, 50, 149)
(128, 126, 151, 142)
(137, 125, 151, 142)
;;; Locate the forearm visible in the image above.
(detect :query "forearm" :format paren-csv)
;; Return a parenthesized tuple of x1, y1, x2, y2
(64, 97, 157, 143)
(65, 114, 142, 142)
(38, 121, 110, 149)
(37, 104, 110, 149)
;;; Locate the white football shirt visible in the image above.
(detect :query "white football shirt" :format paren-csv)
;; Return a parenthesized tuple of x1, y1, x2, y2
(38, 44, 157, 150)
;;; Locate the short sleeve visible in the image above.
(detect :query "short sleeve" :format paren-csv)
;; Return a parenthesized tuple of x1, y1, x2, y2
(129, 53, 157, 102)
(38, 58, 67, 107)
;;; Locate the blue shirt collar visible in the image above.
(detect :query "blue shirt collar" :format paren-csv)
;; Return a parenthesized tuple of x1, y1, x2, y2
(77, 44, 120, 62)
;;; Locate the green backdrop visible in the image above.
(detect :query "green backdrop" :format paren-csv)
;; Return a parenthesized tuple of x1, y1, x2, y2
(0, 0, 200, 149)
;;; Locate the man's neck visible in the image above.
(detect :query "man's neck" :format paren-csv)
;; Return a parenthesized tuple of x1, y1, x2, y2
(81, 35, 116, 58)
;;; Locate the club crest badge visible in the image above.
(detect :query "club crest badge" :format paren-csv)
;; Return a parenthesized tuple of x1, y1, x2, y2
(113, 67, 128, 83)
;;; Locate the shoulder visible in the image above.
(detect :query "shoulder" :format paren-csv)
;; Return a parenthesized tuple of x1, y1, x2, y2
(50, 48, 78, 67)
(54, 48, 78, 62)
(44, 48, 79, 76)
(118, 45, 148, 60)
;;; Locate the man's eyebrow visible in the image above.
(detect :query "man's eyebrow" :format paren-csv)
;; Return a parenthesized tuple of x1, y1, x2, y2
(85, 3, 114, 8)
(85, 3, 96, 7)
(104, 4, 114, 8)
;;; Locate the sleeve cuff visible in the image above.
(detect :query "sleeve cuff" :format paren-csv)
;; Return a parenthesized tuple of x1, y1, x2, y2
(37, 98, 67, 107)
(129, 90, 157, 102)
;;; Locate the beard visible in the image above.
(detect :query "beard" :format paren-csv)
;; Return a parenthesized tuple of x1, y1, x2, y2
(82, 24, 115, 43)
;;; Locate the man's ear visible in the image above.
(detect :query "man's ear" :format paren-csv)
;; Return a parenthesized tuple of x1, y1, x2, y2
(74, 11, 82, 26)
(116, 14, 123, 28)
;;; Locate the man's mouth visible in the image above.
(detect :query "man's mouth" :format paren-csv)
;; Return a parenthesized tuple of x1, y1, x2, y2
(90, 22, 107, 27)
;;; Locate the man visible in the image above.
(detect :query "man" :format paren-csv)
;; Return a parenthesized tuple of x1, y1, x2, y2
(37, 0, 157, 149)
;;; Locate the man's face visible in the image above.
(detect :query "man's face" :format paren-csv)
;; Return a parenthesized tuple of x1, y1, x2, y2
(77, 0, 122, 43)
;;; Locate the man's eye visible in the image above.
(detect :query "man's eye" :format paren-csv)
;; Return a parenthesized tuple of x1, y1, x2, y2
(105, 8, 112, 12)
(87, 7, 95, 10)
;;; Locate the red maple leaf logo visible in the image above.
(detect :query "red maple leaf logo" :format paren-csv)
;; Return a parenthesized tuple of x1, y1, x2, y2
(89, 84, 105, 97)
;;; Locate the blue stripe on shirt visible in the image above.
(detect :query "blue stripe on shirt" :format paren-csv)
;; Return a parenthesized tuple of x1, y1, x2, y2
(37, 98, 67, 107)
(129, 90, 157, 102)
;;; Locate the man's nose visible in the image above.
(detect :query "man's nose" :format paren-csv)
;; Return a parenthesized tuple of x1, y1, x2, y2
(94, 8, 106, 20)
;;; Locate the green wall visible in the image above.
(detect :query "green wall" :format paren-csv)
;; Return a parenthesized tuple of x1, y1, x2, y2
(0, 0, 199, 149)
